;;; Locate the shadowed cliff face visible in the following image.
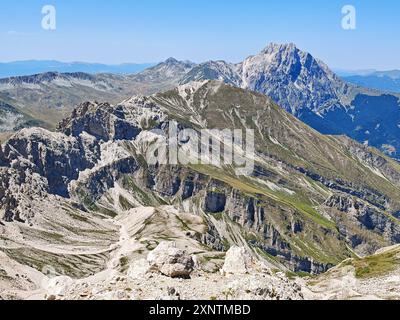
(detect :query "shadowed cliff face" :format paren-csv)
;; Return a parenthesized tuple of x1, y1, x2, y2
(1, 81, 400, 276)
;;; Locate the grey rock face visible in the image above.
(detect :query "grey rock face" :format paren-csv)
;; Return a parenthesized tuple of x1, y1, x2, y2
(0, 145, 6, 166)
(241, 43, 348, 115)
(147, 242, 195, 278)
(71, 151, 139, 205)
(59, 101, 141, 142)
(221, 246, 254, 275)
(325, 194, 400, 255)
(3, 128, 96, 197)
(0, 166, 48, 222)
(181, 43, 348, 116)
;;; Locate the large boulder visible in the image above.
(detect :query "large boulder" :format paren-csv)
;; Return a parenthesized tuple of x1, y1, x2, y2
(221, 246, 255, 275)
(147, 242, 195, 278)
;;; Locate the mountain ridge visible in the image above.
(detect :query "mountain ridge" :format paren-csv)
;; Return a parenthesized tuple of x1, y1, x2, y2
(0, 58, 196, 133)
(2, 43, 400, 160)
(0, 60, 155, 79)
(179, 43, 400, 159)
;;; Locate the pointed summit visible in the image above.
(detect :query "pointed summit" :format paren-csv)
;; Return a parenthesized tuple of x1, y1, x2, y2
(130, 57, 196, 84)
(181, 42, 346, 115)
(261, 42, 298, 54)
(241, 42, 346, 114)
(160, 57, 195, 70)
(164, 57, 179, 64)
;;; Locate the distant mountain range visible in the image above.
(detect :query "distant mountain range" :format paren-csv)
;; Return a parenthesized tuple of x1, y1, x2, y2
(0, 60, 155, 78)
(334, 69, 378, 77)
(0, 59, 195, 135)
(178, 43, 400, 159)
(342, 70, 400, 93)
(1, 43, 400, 161)
(335, 69, 400, 78)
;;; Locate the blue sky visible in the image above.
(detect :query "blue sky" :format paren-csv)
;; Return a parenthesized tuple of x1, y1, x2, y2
(0, 0, 399, 70)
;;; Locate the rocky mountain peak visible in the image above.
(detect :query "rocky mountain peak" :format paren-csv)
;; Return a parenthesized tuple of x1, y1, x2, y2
(180, 42, 348, 115)
(158, 57, 195, 70)
(130, 58, 196, 84)
(164, 57, 179, 64)
(261, 42, 297, 55)
(243, 42, 326, 83)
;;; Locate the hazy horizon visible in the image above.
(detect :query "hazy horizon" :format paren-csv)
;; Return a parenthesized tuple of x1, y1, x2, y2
(0, 53, 399, 74)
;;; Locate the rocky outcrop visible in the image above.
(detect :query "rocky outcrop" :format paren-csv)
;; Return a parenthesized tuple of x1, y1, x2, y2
(0, 166, 48, 222)
(44, 276, 75, 297)
(325, 194, 400, 255)
(3, 128, 97, 197)
(127, 259, 151, 280)
(147, 242, 195, 278)
(32, 244, 303, 301)
(58, 101, 141, 141)
(70, 142, 139, 205)
(221, 246, 255, 275)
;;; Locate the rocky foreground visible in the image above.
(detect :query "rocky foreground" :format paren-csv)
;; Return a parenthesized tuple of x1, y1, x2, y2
(0, 243, 302, 300)
(2, 240, 400, 300)
(42, 245, 305, 301)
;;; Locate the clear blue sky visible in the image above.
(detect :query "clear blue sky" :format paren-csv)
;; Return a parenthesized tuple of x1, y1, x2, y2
(0, 0, 399, 70)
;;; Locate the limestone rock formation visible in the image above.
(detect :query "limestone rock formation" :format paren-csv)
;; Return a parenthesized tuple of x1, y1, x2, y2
(147, 242, 195, 278)
(221, 246, 255, 275)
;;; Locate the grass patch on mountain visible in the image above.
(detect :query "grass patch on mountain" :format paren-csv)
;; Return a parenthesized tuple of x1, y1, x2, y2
(122, 175, 163, 206)
(119, 195, 135, 211)
(352, 247, 400, 279)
